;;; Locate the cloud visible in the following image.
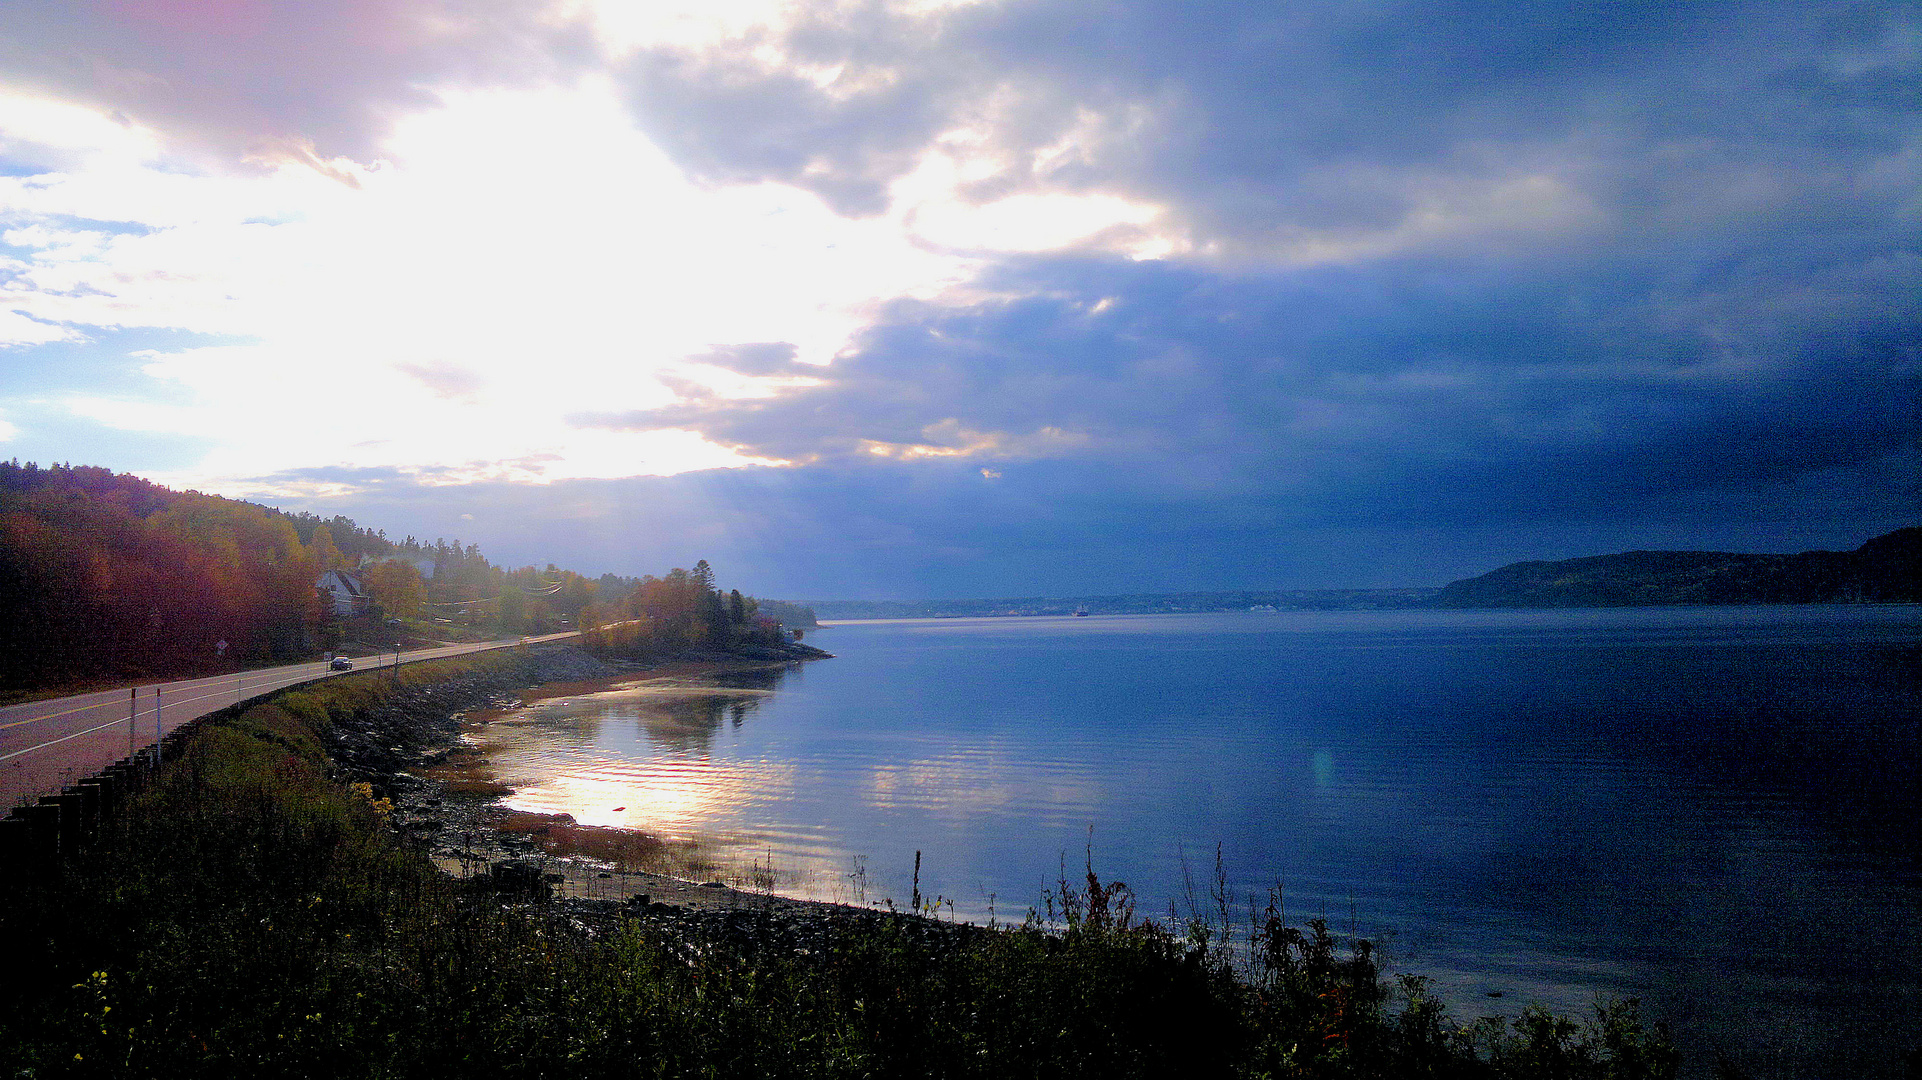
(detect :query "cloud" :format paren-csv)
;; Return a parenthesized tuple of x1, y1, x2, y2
(574, 246, 1920, 534)
(0, 0, 589, 169)
(2, 0, 1915, 596)
(605, 1, 1919, 263)
(250, 434, 1916, 600)
(0, 79, 973, 481)
(0, 307, 81, 346)
(686, 342, 806, 377)
(397, 361, 485, 402)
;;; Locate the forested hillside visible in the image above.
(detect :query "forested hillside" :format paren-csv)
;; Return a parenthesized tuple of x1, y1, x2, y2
(1429, 528, 1920, 607)
(0, 462, 806, 692)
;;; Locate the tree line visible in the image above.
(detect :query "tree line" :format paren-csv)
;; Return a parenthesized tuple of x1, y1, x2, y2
(0, 461, 813, 693)
(577, 559, 798, 661)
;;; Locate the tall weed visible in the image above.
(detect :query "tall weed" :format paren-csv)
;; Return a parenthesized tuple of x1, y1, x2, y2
(0, 661, 1685, 1079)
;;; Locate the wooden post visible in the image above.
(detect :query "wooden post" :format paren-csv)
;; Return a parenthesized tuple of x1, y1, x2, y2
(128, 687, 137, 758)
(153, 687, 163, 764)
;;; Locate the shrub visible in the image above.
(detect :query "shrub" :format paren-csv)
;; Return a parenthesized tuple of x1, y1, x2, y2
(0, 657, 1685, 1079)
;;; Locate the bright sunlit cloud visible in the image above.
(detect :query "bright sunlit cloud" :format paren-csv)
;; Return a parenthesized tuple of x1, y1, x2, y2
(1, 78, 1033, 491)
(0, 39, 1565, 497)
(566, 0, 991, 59)
(894, 140, 1173, 257)
(0, 88, 162, 165)
(2, 1, 1911, 596)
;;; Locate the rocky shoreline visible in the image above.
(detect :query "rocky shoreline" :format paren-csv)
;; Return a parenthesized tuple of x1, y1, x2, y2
(324, 641, 971, 951)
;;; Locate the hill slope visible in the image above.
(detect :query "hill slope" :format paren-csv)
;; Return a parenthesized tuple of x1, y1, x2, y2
(1429, 528, 1919, 608)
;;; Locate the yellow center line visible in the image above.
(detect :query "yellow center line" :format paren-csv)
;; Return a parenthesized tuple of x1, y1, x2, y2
(1, 697, 129, 731)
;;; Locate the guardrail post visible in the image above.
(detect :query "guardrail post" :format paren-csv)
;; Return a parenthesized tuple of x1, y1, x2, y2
(79, 775, 113, 828)
(108, 761, 139, 798)
(32, 796, 67, 862)
(153, 687, 163, 763)
(61, 783, 99, 848)
(52, 789, 89, 856)
(0, 814, 28, 879)
(6, 803, 60, 876)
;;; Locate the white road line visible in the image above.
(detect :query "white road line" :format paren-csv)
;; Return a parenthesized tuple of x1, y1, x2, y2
(1, 716, 136, 762)
(2, 633, 577, 771)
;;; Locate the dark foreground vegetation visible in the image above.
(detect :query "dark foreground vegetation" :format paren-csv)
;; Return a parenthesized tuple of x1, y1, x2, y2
(1, 656, 1680, 1079)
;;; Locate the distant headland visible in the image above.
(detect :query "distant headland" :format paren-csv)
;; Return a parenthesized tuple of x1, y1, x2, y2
(1427, 527, 1918, 608)
(806, 528, 1919, 618)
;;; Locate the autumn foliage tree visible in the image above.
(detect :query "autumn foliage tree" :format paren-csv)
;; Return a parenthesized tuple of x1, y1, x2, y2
(359, 559, 426, 618)
(0, 463, 320, 689)
(1, 461, 801, 693)
(578, 559, 787, 660)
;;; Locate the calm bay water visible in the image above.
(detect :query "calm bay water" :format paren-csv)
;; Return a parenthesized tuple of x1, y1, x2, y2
(481, 607, 1921, 1078)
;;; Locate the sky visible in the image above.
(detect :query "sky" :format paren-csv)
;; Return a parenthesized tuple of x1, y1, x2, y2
(0, 1, 1915, 599)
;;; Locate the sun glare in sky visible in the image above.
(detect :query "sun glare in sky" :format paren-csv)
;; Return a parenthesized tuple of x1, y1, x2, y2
(1, 69, 1174, 493)
(1, 1, 1911, 591)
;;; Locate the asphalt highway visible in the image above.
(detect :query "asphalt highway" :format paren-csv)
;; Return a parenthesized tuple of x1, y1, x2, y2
(2, 633, 577, 807)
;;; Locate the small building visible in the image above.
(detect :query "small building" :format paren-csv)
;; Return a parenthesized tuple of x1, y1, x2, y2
(316, 569, 372, 616)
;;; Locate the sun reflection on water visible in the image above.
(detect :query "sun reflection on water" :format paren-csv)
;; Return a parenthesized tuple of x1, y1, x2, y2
(474, 678, 794, 839)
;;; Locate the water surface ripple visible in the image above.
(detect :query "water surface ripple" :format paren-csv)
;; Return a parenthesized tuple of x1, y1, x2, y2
(478, 607, 1920, 1079)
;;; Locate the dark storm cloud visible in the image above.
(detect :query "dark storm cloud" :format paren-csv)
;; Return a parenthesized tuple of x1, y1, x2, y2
(267, 424, 1911, 601)
(263, 459, 1386, 597)
(573, 0, 1920, 589)
(615, 2, 1918, 249)
(49, 0, 1907, 595)
(577, 249, 1918, 536)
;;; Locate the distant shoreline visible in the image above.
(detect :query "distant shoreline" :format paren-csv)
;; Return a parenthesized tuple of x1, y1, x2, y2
(811, 596, 1920, 623)
(797, 526, 1917, 618)
(804, 587, 1440, 620)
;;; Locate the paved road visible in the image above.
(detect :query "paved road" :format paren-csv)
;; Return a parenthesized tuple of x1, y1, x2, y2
(2, 633, 577, 807)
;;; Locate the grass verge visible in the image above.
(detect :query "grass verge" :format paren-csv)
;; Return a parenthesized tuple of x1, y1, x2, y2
(1, 660, 1683, 1079)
